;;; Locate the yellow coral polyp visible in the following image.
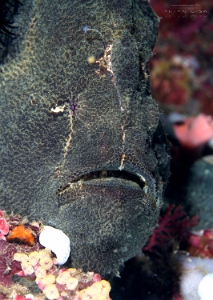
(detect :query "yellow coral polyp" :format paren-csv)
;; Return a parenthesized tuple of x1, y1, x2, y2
(44, 284, 59, 300)
(38, 248, 52, 259)
(56, 270, 71, 284)
(68, 268, 78, 276)
(21, 261, 34, 275)
(35, 266, 46, 279)
(66, 277, 78, 290)
(14, 252, 29, 263)
(79, 280, 111, 300)
(39, 256, 53, 270)
(68, 268, 77, 272)
(41, 274, 56, 285)
(28, 251, 40, 266)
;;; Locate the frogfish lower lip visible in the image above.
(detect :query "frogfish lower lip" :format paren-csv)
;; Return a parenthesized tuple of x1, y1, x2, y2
(56, 167, 152, 195)
(56, 164, 158, 208)
(54, 169, 160, 277)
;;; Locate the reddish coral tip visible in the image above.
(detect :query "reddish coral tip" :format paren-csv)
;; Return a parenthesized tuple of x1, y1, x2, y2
(0, 218, 9, 235)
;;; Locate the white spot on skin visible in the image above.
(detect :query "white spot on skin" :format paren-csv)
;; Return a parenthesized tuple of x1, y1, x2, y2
(136, 173, 146, 182)
(118, 154, 126, 171)
(51, 105, 66, 113)
(39, 226, 70, 265)
(143, 185, 149, 194)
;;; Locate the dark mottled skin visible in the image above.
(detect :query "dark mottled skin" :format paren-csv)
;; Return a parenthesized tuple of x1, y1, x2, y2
(0, 0, 169, 277)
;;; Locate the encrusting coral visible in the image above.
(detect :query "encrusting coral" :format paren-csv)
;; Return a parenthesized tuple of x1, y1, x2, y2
(0, 209, 111, 300)
(14, 248, 111, 300)
(0, 210, 41, 290)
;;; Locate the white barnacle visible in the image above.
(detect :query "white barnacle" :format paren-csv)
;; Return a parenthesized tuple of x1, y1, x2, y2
(39, 226, 70, 265)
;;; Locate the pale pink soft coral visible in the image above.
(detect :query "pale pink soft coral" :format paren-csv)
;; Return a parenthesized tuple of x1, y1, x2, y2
(13, 295, 34, 300)
(0, 210, 9, 240)
(173, 114, 213, 149)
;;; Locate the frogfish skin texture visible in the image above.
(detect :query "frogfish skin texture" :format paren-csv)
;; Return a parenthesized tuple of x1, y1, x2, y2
(0, 0, 170, 277)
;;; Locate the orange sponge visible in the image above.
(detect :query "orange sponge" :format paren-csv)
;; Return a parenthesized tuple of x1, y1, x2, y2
(7, 225, 34, 246)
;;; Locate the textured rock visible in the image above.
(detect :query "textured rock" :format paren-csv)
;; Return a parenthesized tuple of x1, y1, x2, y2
(0, 0, 169, 277)
(185, 156, 213, 229)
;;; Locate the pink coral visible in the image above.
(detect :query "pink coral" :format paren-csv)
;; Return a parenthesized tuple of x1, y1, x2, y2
(173, 114, 213, 149)
(150, 0, 209, 43)
(0, 240, 22, 287)
(149, 0, 213, 115)
(0, 217, 9, 240)
(143, 204, 198, 253)
(187, 229, 213, 258)
(14, 295, 34, 300)
(150, 58, 191, 107)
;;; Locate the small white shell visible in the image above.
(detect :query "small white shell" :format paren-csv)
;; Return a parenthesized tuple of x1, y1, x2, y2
(39, 225, 70, 265)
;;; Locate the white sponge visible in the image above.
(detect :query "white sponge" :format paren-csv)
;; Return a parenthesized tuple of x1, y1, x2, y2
(198, 273, 213, 300)
(179, 255, 213, 300)
(39, 225, 70, 265)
